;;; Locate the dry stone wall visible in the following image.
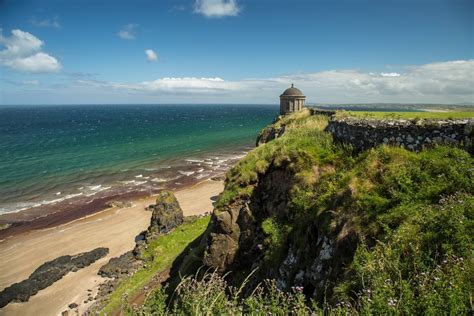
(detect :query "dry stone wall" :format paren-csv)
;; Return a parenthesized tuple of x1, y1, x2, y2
(326, 117, 474, 153)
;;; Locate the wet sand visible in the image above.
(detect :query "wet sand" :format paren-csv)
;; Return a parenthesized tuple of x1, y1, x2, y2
(0, 179, 223, 316)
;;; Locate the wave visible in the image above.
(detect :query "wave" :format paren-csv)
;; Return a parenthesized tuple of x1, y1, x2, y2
(0, 192, 85, 215)
(178, 170, 195, 176)
(185, 159, 205, 163)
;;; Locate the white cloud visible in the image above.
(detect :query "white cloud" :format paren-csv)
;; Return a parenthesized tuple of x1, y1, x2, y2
(118, 24, 138, 40)
(0, 29, 61, 73)
(194, 0, 241, 18)
(380, 72, 400, 77)
(30, 16, 61, 29)
(145, 49, 158, 62)
(74, 60, 474, 104)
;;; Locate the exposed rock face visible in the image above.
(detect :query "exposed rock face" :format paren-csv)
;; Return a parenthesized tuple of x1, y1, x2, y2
(0, 247, 108, 308)
(327, 117, 474, 152)
(98, 251, 140, 279)
(256, 124, 286, 146)
(147, 190, 184, 237)
(199, 160, 358, 299)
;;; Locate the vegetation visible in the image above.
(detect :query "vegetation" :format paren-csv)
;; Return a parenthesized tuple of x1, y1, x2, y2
(111, 109, 473, 315)
(335, 110, 474, 120)
(99, 216, 210, 315)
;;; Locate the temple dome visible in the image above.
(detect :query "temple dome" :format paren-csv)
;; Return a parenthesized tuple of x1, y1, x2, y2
(280, 84, 304, 97)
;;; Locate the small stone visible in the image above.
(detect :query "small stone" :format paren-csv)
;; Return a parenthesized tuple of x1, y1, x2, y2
(62, 310, 69, 316)
(68, 303, 78, 309)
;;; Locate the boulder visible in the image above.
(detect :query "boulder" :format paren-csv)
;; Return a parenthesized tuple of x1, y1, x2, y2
(0, 248, 108, 308)
(147, 191, 184, 237)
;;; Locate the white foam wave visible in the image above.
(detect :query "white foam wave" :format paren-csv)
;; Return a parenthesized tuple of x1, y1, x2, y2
(178, 170, 195, 176)
(186, 159, 205, 163)
(0, 192, 85, 215)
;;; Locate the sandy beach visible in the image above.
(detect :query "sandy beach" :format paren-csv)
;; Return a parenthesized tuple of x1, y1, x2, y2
(0, 179, 223, 316)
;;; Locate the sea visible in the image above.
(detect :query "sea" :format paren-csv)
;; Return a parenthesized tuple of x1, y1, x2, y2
(0, 104, 277, 222)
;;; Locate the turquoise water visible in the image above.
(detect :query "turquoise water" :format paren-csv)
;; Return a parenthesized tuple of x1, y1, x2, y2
(0, 104, 277, 215)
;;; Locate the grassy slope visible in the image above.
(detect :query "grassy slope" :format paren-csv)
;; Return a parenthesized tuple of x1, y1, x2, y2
(99, 216, 210, 315)
(336, 110, 474, 120)
(139, 110, 473, 314)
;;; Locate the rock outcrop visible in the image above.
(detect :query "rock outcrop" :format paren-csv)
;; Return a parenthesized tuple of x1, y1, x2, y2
(0, 247, 108, 308)
(200, 161, 357, 299)
(256, 124, 286, 146)
(147, 191, 184, 237)
(98, 251, 139, 279)
(133, 191, 184, 258)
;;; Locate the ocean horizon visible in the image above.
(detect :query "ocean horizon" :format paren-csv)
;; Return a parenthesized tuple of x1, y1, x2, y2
(0, 104, 278, 218)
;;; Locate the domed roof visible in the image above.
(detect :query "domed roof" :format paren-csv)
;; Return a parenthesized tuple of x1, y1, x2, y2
(281, 84, 305, 97)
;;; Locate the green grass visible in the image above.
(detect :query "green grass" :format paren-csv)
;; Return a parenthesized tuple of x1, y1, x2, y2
(130, 109, 473, 315)
(99, 216, 210, 315)
(216, 111, 342, 210)
(336, 110, 474, 120)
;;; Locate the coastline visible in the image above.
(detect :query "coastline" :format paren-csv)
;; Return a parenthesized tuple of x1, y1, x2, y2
(0, 147, 246, 240)
(0, 178, 223, 316)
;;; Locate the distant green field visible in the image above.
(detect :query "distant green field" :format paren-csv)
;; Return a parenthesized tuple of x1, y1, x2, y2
(336, 111, 474, 120)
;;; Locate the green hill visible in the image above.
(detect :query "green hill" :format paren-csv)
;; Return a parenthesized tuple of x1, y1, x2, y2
(119, 109, 473, 315)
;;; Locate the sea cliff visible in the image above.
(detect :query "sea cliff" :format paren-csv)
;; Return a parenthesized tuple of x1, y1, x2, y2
(159, 108, 473, 314)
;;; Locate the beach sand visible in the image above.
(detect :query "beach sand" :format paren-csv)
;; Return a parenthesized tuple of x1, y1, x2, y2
(0, 179, 223, 316)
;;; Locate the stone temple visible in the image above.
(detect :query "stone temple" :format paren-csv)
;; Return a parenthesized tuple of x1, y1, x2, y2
(279, 84, 306, 115)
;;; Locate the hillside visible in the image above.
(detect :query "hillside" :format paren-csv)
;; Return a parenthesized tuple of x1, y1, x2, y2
(112, 109, 473, 315)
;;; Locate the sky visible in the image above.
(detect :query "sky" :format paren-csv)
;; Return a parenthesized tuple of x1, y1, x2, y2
(0, 0, 473, 105)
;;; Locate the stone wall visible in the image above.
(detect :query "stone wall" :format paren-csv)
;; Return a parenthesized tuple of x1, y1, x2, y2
(326, 117, 474, 153)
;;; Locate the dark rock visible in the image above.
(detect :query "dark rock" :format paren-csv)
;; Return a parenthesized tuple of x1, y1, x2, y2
(0, 247, 108, 308)
(256, 125, 286, 146)
(133, 191, 184, 259)
(68, 303, 78, 309)
(98, 251, 141, 279)
(145, 190, 184, 237)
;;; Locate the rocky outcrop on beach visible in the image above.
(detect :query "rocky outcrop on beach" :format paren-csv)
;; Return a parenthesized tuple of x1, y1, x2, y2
(134, 190, 184, 258)
(0, 247, 108, 308)
(147, 190, 184, 236)
(98, 251, 139, 279)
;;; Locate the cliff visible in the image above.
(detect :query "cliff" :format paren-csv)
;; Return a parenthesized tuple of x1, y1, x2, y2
(167, 109, 473, 314)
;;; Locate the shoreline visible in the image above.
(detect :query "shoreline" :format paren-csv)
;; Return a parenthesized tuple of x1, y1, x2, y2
(0, 146, 246, 240)
(0, 178, 224, 315)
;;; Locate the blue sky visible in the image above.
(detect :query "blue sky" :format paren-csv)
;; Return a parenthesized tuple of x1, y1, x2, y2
(0, 0, 473, 105)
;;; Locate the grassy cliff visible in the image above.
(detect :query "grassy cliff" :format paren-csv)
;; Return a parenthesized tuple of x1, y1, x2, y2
(131, 109, 473, 315)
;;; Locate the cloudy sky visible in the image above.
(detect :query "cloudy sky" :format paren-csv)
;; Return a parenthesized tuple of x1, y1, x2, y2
(0, 0, 473, 105)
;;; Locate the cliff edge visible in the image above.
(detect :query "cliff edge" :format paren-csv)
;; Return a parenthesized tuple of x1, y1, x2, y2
(170, 109, 473, 313)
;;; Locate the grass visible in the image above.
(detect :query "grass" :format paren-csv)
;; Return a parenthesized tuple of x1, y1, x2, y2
(119, 109, 473, 315)
(336, 110, 474, 120)
(99, 216, 210, 315)
(216, 111, 341, 210)
(138, 144, 473, 315)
